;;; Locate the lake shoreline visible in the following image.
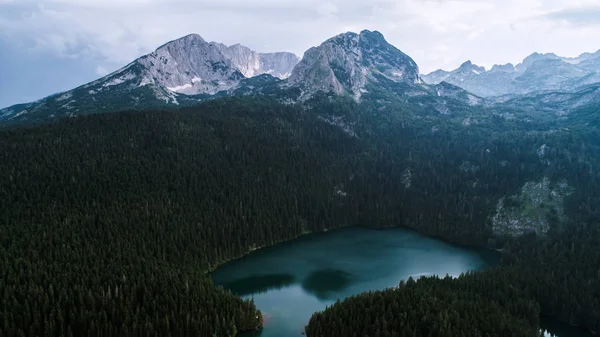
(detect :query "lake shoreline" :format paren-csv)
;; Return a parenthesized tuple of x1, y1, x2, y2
(211, 226, 496, 337)
(210, 225, 595, 337)
(206, 224, 497, 276)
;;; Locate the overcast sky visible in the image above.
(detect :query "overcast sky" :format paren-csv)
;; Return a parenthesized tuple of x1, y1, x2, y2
(1, 0, 600, 108)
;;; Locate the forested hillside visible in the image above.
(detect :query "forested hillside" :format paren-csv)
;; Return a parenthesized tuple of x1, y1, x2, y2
(1, 95, 599, 336)
(306, 224, 600, 336)
(306, 269, 544, 337)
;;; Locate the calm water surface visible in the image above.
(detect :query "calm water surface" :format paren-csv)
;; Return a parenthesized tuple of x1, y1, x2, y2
(212, 227, 497, 337)
(541, 316, 594, 337)
(212, 226, 588, 337)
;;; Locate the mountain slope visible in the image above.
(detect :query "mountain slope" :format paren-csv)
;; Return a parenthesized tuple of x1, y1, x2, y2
(3, 30, 597, 127)
(0, 34, 298, 124)
(494, 82, 600, 114)
(223, 44, 299, 79)
(287, 30, 422, 100)
(423, 50, 600, 97)
(1, 30, 478, 125)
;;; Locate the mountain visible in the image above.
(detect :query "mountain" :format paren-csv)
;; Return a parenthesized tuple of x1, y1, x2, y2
(422, 50, 600, 97)
(495, 82, 600, 114)
(2, 30, 482, 125)
(515, 52, 561, 72)
(134, 34, 298, 94)
(287, 30, 422, 100)
(2, 29, 600, 337)
(425, 60, 486, 84)
(0, 34, 298, 124)
(224, 44, 299, 79)
(283, 30, 484, 110)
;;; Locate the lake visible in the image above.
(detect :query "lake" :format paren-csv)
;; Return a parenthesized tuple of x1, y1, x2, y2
(211, 227, 497, 336)
(212, 226, 591, 337)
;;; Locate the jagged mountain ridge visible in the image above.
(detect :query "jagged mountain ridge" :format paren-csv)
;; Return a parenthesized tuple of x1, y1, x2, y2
(89, 33, 299, 96)
(0, 30, 479, 125)
(422, 50, 600, 97)
(3, 30, 598, 125)
(288, 30, 422, 100)
(493, 82, 600, 114)
(0, 34, 299, 123)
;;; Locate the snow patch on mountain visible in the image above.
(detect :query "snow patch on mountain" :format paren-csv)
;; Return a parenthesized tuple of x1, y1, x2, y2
(13, 110, 29, 118)
(125, 34, 299, 96)
(103, 72, 136, 87)
(138, 76, 155, 87)
(56, 92, 73, 102)
(167, 83, 194, 93)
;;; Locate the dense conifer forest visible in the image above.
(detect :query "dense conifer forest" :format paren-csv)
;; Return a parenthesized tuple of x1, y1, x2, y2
(306, 269, 543, 337)
(306, 224, 600, 336)
(1, 95, 599, 336)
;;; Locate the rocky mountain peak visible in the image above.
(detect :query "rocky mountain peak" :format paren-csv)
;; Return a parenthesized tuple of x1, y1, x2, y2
(490, 63, 515, 73)
(155, 34, 207, 54)
(458, 60, 486, 74)
(460, 60, 473, 68)
(0, 33, 300, 122)
(287, 29, 421, 100)
(423, 48, 600, 97)
(360, 29, 386, 40)
(121, 33, 300, 96)
(135, 35, 244, 95)
(516, 52, 560, 72)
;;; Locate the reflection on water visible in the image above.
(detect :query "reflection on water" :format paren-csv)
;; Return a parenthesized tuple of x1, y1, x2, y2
(212, 227, 589, 337)
(541, 316, 595, 337)
(212, 227, 497, 337)
(301, 268, 353, 300)
(221, 274, 295, 296)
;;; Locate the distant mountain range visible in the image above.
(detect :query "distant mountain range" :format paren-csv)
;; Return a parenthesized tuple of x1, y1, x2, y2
(1, 30, 599, 125)
(422, 50, 600, 97)
(0, 30, 480, 124)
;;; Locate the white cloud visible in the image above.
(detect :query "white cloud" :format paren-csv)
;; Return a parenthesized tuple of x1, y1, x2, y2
(95, 66, 108, 76)
(0, 0, 599, 74)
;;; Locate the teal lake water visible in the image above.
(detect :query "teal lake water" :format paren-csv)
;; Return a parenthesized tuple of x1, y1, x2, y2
(211, 227, 497, 336)
(212, 226, 590, 336)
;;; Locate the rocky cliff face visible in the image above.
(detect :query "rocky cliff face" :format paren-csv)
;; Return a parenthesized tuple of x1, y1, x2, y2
(135, 34, 245, 95)
(135, 34, 298, 95)
(2, 30, 599, 125)
(217, 44, 299, 79)
(258, 52, 299, 79)
(0, 34, 300, 123)
(287, 30, 421, 100)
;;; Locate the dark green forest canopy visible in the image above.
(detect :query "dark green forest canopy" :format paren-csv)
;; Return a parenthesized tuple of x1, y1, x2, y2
(306, 270, 543, 337)
(0, 95, 599, 336)
(306, 225, 600, 337)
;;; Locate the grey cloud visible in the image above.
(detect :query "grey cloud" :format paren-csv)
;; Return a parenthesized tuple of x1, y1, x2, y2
(543, 7, 600, 26)
(2, 0, 600, 76)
